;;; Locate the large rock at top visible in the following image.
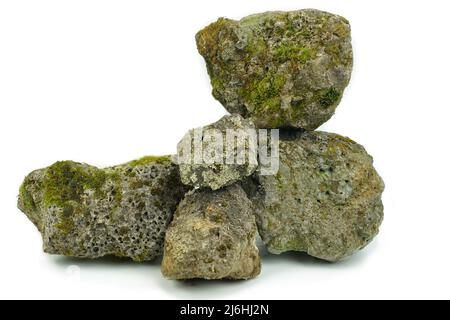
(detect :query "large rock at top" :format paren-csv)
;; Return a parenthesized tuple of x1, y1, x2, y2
(243, 131, 384, 262)
(196, 9, 353, 130)
(161, 185, 261, 280)
(18, 156, 189, 261)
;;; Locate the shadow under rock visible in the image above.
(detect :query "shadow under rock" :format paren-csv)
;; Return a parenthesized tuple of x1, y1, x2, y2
(258, 242, 330, 270)
(46, 238, 378, 299)
(259, 239, 379, 269)
(50, 254, 163, 269)
(156, 275, 254, 299)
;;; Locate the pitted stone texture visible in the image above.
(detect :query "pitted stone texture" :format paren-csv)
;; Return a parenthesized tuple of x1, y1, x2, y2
(18, 156, 189, 261)
(245, 131, 384, 262)
(196, 9, 353, 130)
(176, 114, 257, 190)
(161, 185, 261, 280)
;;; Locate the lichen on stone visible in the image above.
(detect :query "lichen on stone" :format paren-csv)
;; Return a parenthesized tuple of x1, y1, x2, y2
(161, 184, 261, 280)
(243, 131, 384, 262)
(18, 156, 189, 261)
(196, 9, 353, 130)
(175, 114, 257, 190)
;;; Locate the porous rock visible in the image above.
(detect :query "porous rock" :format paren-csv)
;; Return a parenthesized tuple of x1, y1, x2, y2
(161, 184, 261, 280)
(176, 114, 257, 190)
(18, 156, 189, 261)
(243, 131, 384, 261)
(196, 9, 353, 130)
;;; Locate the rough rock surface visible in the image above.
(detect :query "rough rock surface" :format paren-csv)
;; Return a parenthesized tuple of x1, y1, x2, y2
(18, 156, 189, 261)
(161, 185, 261, 280)
(196, 9, 353, 130)
(244, 131, 384, 261)
(176, 114, 257, 190)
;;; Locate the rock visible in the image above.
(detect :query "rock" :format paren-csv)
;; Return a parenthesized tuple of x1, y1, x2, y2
(161, 184, 261, 280)
(18, 156, 189, 261)
(176, 114, 257, 190)
(196, 9, 353, 130)
(244, 131, 384, 261)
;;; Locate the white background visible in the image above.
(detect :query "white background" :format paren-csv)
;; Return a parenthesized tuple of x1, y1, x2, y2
(0, 0, 449, 300)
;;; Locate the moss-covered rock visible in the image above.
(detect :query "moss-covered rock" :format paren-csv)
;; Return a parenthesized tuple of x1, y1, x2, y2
(18, 156, 189, 261)
(196, 9, 353, 130)
(161, 185, 261, 280)
(243, 131, 384, 262)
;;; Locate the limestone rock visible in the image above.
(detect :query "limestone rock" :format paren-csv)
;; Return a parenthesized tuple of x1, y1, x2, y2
(244, 131, 384, 261)
(161, 184, 261, 280)
(18, 156, 189, 261)
(176, 114, 257, 190)
(196, 9, 353, 129)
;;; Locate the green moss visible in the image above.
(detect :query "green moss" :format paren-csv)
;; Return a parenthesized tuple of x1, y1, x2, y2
(113, 251, 128, 259)
(211, 76, 225, 92)
(106, 171, 123, 221)
(61, 248, 74, 257)
(244, 72, 286, 112)
(41, 161, 109, 235)
(299, 30, 312, 40)
(270, 235, 306, 252)
(55, 205, 75, 236)
(319, 88, 341, 108)
(42, 161, 107, 208)
(19, 181, 36, 212)
(333, 21, 350, 38)
(265, 113, 286, 128)
(275, 46, 315, 63)
(196, 17, 229, 59)
(127, 155, 171, 168)
(335, 134, 356, 145)
(325, 40, 352, 66)
(245, 36, 267, 56)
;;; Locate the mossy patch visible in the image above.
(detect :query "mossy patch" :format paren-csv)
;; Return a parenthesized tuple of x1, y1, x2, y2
(211, 76, 226, 93)
(244, 72, 286, 113)
(335, 134, 357, 145)
(55, 204, 76, 236)
(42, 161, 108, 234)
(196, 18, 228, 57)
(245, 36, 267, 57)
(42, 161, 107, 208)
(127, 156, 171, 168)
(19, 181, 36, 212)
(319, 88, 341, 108)
(269, 235, 306, 253)
(275, 46, 315, 63)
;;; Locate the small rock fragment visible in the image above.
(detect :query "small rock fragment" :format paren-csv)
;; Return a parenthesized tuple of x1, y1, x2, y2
(244, 131, 384, 261)
(176, 114, 257, 190)
(18, 156, 189, 261)
(196, 9, 353, 129)
(161, 185, 261, 280)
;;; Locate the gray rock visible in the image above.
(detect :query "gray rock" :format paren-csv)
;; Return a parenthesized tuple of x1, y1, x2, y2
(18, 156, 189, 261)
(196, 9, 353, 130)
(176, 114, 257, 190)
(161, 184, 261, 280)
(244, 131, 384, 261)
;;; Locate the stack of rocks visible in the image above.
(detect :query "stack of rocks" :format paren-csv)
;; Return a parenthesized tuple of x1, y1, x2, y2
(18, 9, 384, 281)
